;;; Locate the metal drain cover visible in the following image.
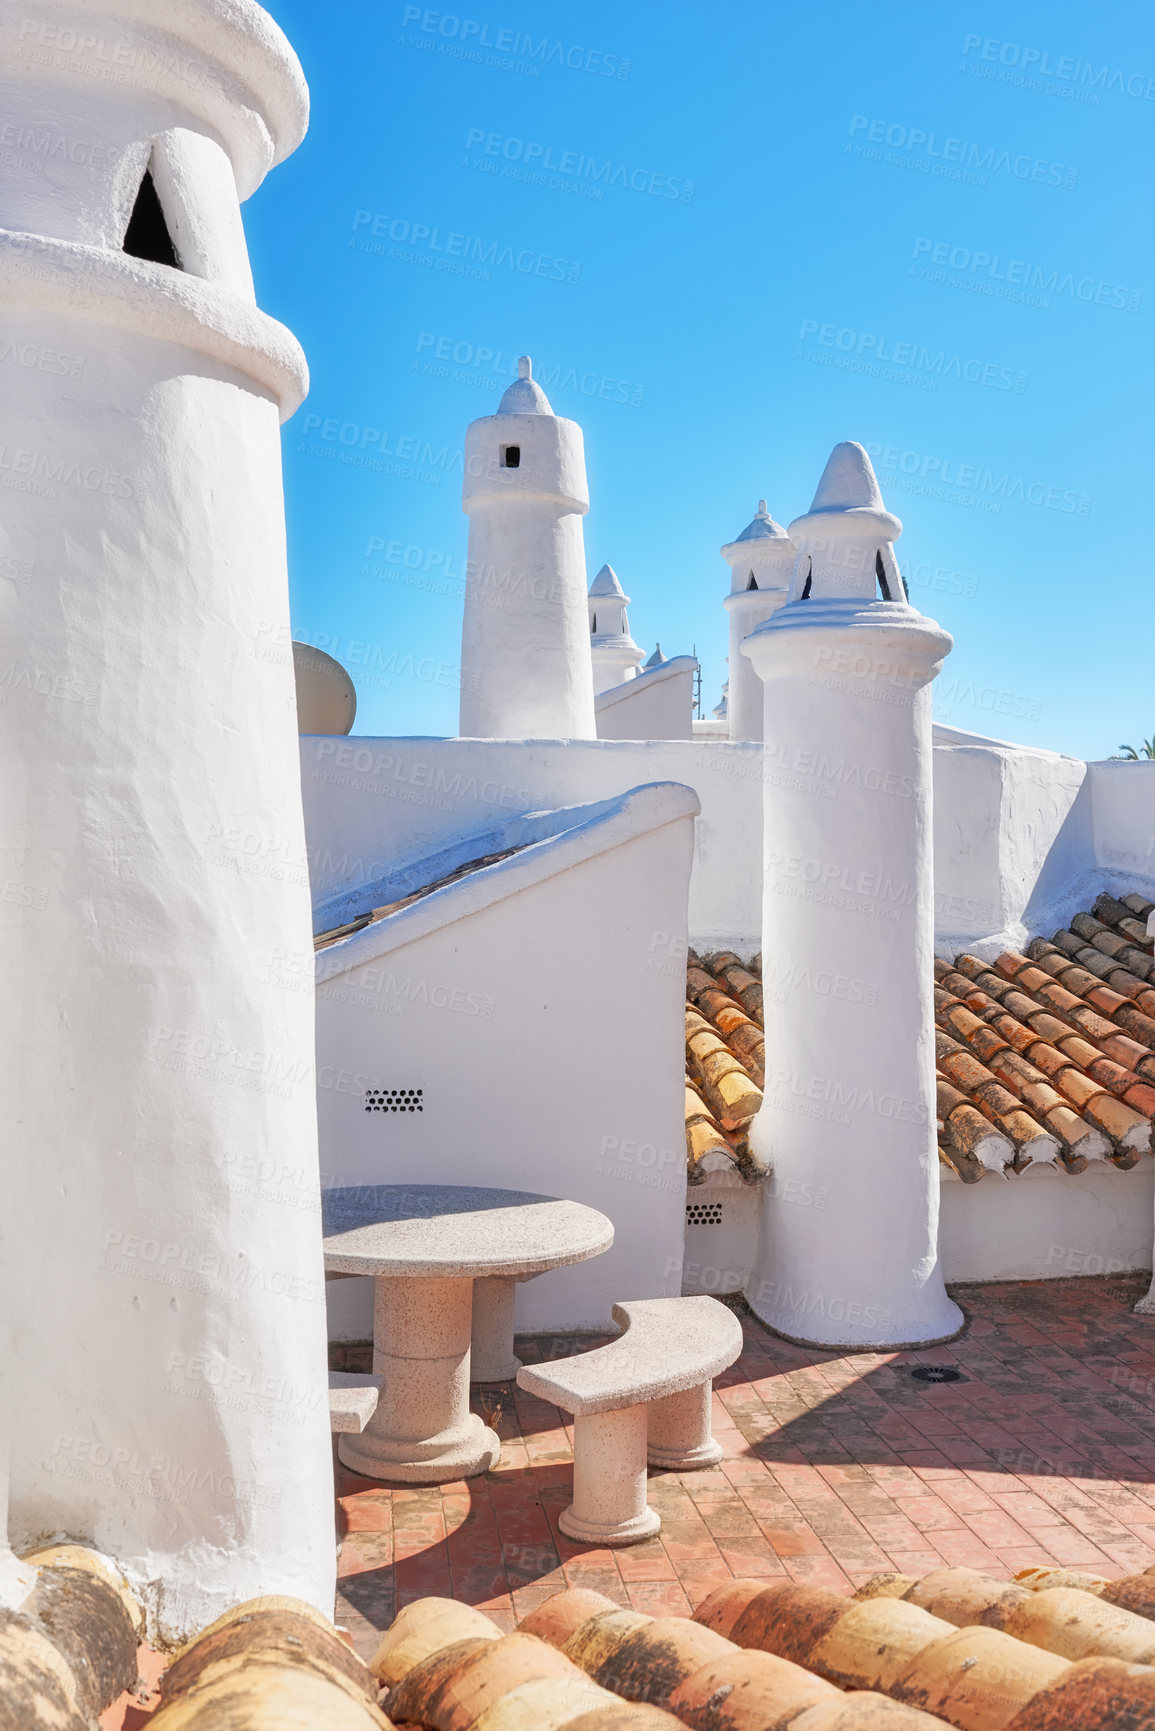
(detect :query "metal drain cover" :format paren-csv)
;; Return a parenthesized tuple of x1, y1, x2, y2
(911, 1365, 963, 1384)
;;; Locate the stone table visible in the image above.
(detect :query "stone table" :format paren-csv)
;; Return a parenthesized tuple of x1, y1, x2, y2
(321, 1184, 614, 1483)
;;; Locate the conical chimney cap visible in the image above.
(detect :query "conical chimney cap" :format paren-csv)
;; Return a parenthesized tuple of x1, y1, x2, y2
(497, 354, 554, 415)
(808, 441, 885, 513)
(589, 563, 627, 599)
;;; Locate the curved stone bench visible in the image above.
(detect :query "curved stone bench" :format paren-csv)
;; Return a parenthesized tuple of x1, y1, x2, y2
(515, 1296, 743, 1545)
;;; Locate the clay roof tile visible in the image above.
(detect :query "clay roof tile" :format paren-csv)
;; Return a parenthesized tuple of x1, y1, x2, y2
(994, 950, 1033, 979)
(987, 1013, 1040, 1055)
(1087, 983, 1129, 1017)
(1084, 1055, 1143, 1097)
(686, 966, 717, 1001)
(1083, 1093, 1149, 1161)
(686, 888, 1155, 1190)
(1123, 1080, 1155, 1118)
(1112, 1003, 1155, 1045)
(1017, 1004, 1070, 1042)
(969, 1025, 1011, 1065)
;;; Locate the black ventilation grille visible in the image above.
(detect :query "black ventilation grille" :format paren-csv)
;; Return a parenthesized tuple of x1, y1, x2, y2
(686, 1201, 723, 1226)
(911, 1365, 963, 1384)
(365, 1089, 424, 1113)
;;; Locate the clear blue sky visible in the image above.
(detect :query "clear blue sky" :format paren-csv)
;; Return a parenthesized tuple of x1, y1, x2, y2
(251, 0, 1154, 758)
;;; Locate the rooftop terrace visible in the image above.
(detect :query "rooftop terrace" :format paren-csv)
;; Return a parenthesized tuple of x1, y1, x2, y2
(331, 1276, 1155, 1665)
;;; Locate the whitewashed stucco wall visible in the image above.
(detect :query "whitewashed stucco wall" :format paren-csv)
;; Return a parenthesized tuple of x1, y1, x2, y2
(939, 1160, 1154, 1283)
(931, 728, 1091, 956)
(301, 735, 764, 955)
(932, 734, 1155, 958)
(678, 1162, 1154, 1297)
(594, 657, 697, 741)
(1089, 760, 1155, 882)
(303, 732, 1155, 958)
(315, 788, 698, 1337)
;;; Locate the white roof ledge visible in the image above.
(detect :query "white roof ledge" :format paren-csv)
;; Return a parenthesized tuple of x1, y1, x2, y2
(931, 722, 1080, 760)
(595, 655, 697, 712)
(315, 780, 700, 980)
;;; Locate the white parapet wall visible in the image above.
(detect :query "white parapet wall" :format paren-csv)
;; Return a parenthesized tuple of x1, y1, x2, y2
(932, 726, 1090, 957)
(1091, 760, 1155, 875)
(683, 1168, 764, 1301)
(314, 783, 699, 1337)
(594, 656, 698, 741)
(302, 734, 764, 955)
(931, 732, 1155, 957)
(303, 734, 1155, 964)
(680, 1162, 1155, 1297)
(938, 1161, 1155, 1283)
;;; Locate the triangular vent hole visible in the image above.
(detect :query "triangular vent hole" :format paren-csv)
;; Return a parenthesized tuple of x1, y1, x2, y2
(123, 170, 180, 269)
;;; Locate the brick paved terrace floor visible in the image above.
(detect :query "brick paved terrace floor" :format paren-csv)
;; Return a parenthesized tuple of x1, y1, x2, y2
(333, 1276, 1155, 1664)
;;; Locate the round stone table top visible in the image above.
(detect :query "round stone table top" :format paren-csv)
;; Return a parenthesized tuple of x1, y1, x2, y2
(321, 1184, 614, 1280)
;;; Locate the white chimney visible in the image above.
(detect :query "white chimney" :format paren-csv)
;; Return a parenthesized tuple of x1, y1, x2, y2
(460, 357, 596, 737)
(741, 443, 962, 1350)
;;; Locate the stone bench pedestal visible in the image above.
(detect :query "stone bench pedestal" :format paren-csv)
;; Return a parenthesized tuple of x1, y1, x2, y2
(560, 1406, 661, 1544)
(647, 1382, 723, 1470)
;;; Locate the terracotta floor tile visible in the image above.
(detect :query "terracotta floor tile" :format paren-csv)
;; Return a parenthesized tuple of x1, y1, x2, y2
(882, 1547, 950, 1573)
(960, 1511, 1038, 1549)
(614, 1544, 679, 1583)
(755, 1521, 829, 1557)
(625, 1580, 694, 1617)
(892, 1495, 966, 1532)
(781, 1554, 855, 1591)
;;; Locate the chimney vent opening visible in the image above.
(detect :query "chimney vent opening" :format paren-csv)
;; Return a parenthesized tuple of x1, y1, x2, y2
(123, 168, 180, 269)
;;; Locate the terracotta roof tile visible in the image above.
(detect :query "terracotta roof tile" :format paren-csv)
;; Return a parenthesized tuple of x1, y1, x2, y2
(682, 953, 770, 1183)
(313, 846, 523, 949)
(1125, 1080, 1155, 1115)
(371, 1579, 1155, 1731)
(686, 888, 1155, 1190)
(936, 1078, 1011, 1180)
(985, 1010, 1043, 1055)
(715, 964, 762, 1021)
(685, 1010, 762, 1129)
(684, 1082, 734, 1181)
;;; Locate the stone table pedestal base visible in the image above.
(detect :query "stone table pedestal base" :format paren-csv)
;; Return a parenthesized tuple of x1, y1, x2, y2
(647, 1381, 722, 1469)
(337, 1274, 499, 1484)
(558, 1405, 660, 1546)
(470, 1277, 522, 1382)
